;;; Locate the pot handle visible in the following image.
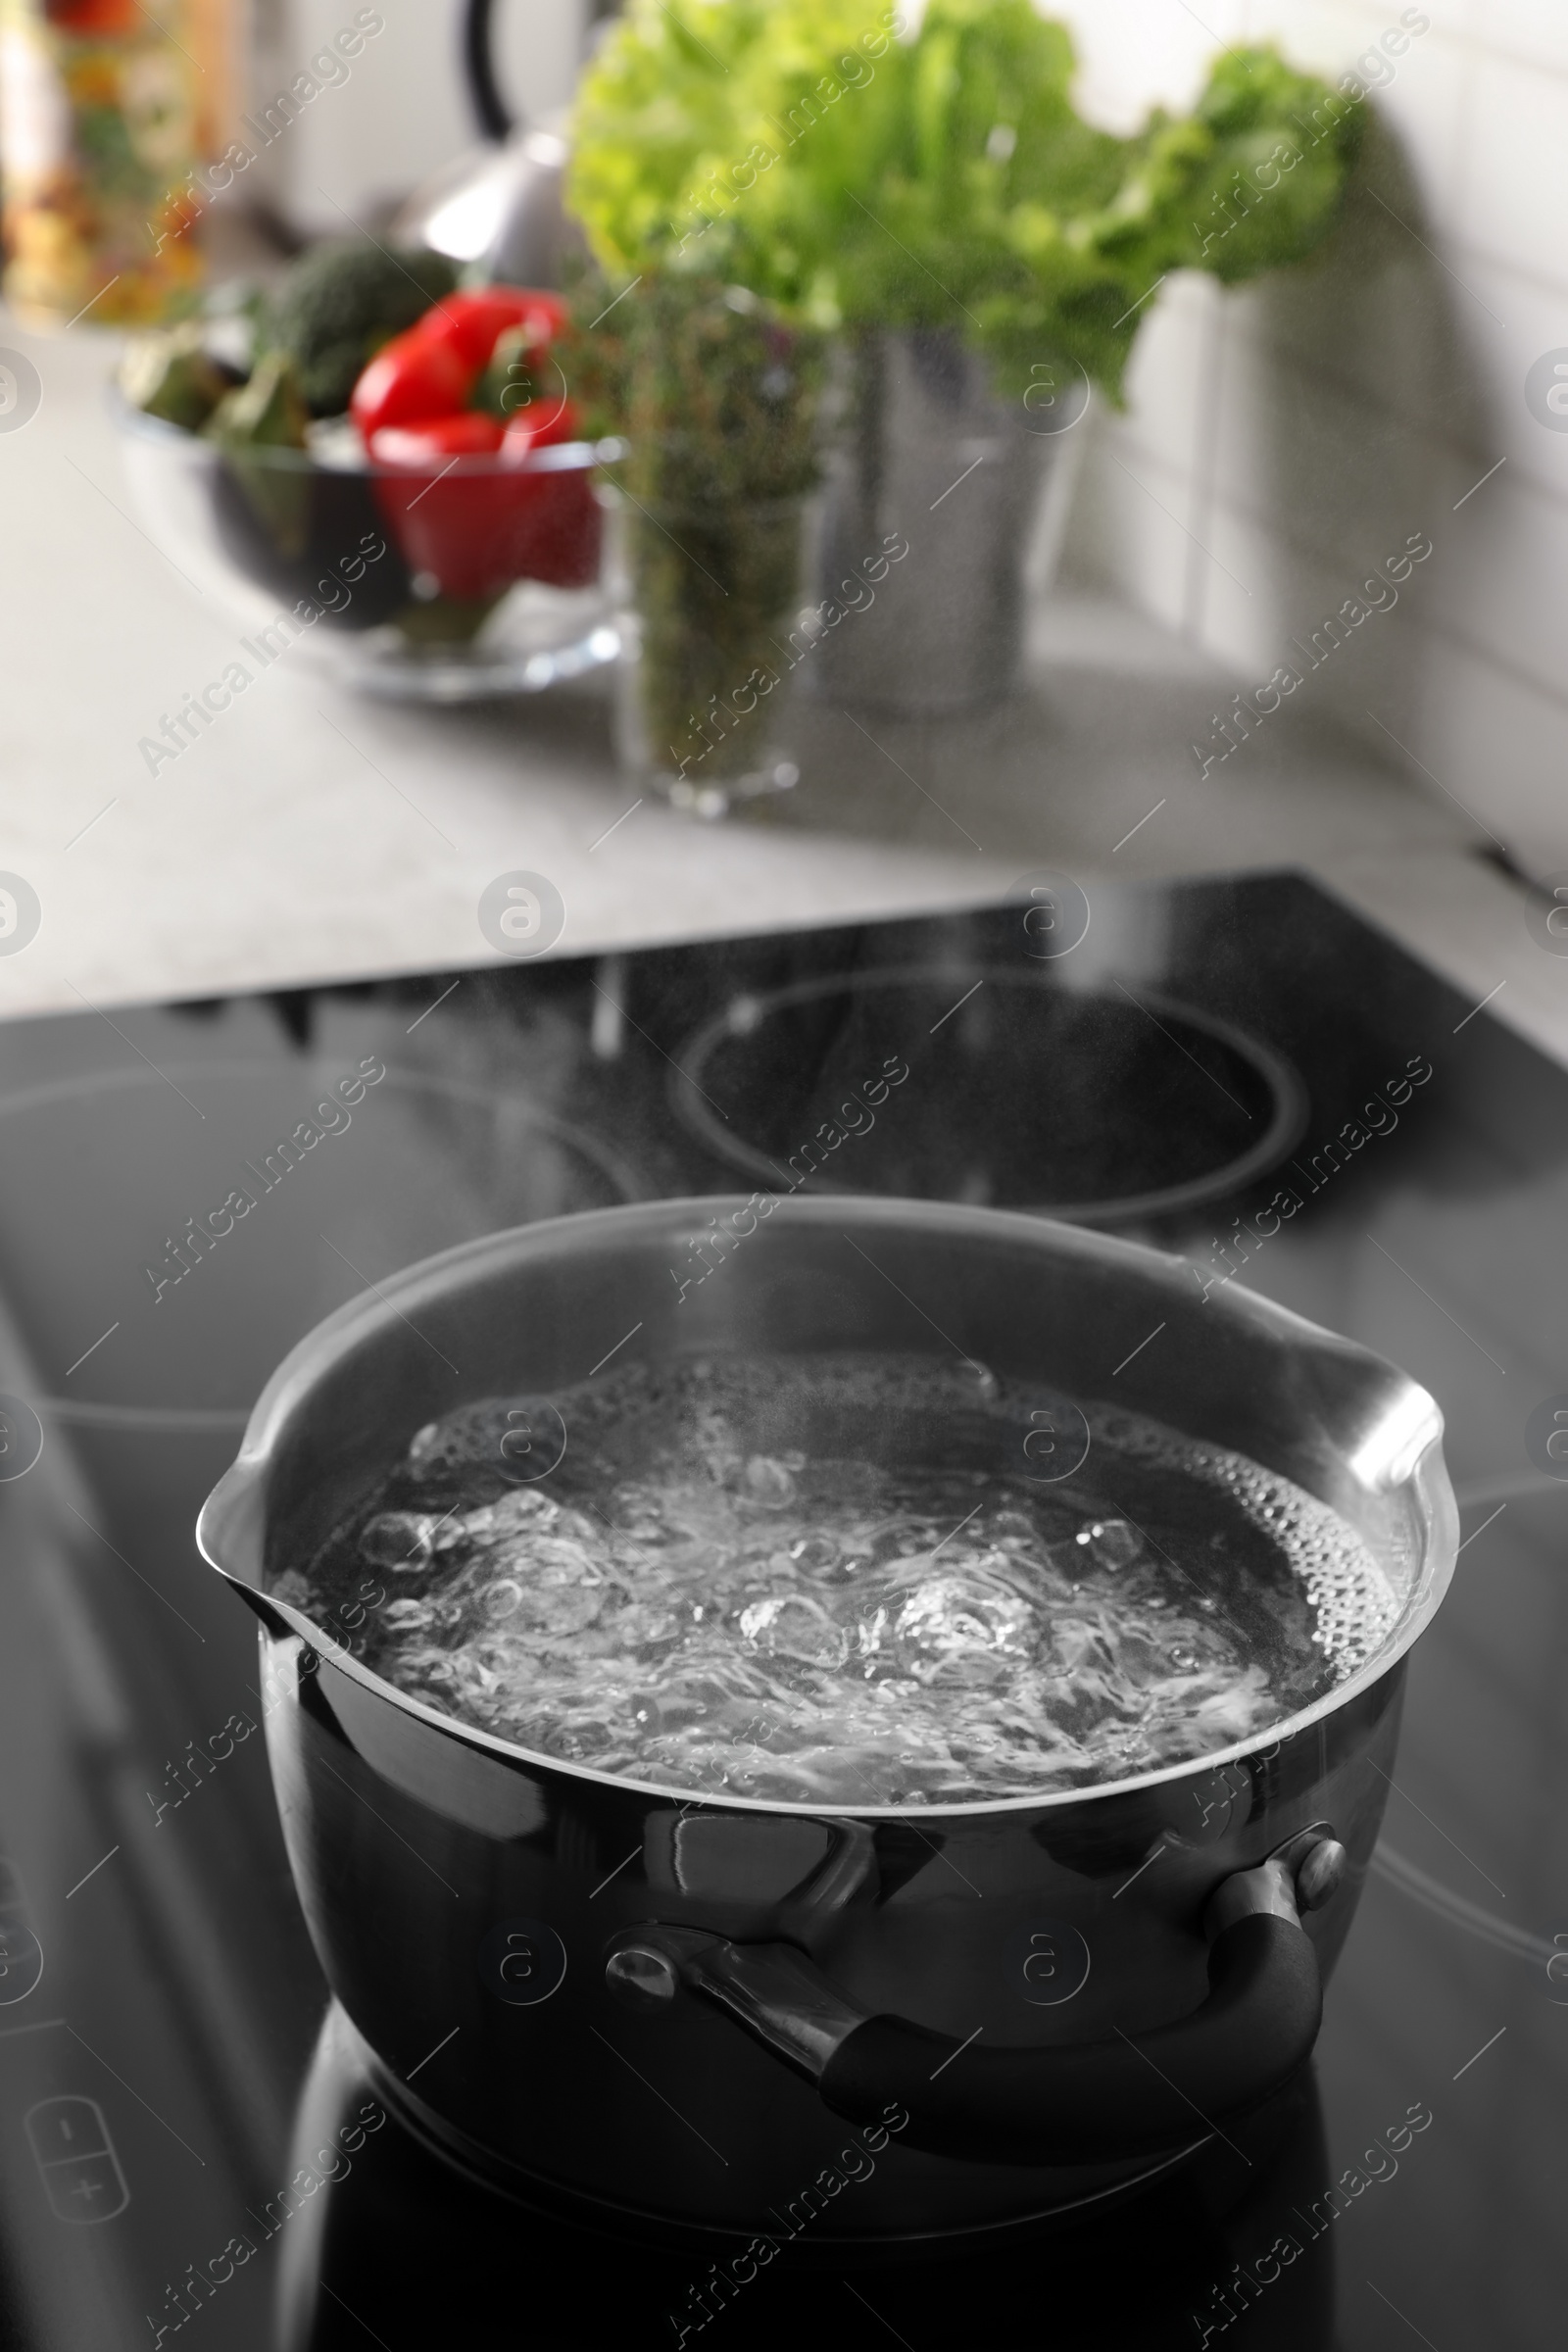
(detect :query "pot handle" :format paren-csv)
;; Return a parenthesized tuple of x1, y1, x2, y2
(605, 1830, 1344, 2169)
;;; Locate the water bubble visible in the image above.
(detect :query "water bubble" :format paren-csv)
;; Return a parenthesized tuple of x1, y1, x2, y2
(893, 1574, 1036, 1666)
(790, 1533, 839, 1572)
(1076, 1519, 1142, 1572)
(743, 1454, 796, 1506)
(464, 1489, 556, 1541)
(382, 1597, 435, 1633)
(361, 1511, 436, 1571)
(738, 1594, 849, 1669)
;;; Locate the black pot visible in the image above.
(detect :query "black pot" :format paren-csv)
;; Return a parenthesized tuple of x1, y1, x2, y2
(197, 1198, 1455, 2246)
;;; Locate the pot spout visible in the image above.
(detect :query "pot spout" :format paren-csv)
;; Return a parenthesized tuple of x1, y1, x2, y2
(196, 1454, 291, 1636)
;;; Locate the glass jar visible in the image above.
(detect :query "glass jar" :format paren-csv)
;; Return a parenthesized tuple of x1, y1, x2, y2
(607, 486, 813, 820)
(0, 0, 203, 328)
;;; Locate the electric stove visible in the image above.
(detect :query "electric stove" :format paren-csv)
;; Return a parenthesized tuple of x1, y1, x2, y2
(0, 869, 1561, 2350)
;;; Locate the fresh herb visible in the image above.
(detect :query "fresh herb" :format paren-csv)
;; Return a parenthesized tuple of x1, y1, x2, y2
(566, 273, 824, 509)
(564, 270, 826, 788)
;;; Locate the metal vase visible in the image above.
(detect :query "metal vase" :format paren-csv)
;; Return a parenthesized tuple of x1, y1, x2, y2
(805, 329, 1088, 716)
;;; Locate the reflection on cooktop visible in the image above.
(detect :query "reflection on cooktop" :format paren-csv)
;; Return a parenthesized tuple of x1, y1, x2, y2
(0, 1054, 638, 1419)
(274, 2005, 1335, 2350)
(0, 873, 1562, 2351)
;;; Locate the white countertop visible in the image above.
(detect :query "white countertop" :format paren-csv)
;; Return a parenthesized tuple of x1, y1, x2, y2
(4, 308, 1565, 1068)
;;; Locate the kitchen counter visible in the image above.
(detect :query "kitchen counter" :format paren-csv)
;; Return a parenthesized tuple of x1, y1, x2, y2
(4, 308, 1565, 1067)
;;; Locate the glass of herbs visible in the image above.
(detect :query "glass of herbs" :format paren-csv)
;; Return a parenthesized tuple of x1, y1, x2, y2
(574, 277, 825, 818)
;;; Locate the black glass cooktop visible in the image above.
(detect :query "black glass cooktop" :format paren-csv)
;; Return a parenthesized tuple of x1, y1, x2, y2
(0, 869, 1562, 2350)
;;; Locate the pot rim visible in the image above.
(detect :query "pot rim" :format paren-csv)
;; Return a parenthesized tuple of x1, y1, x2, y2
(197, 1194, 1457, 1822)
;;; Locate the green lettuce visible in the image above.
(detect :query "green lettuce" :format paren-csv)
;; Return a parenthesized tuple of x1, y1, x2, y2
(569, 0, 1362, 399)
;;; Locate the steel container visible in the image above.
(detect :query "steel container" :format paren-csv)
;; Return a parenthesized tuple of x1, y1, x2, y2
(198, 1197, 1456, 2247)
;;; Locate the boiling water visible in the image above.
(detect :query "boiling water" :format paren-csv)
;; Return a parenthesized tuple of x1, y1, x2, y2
(278, 1354, 1398, 1803)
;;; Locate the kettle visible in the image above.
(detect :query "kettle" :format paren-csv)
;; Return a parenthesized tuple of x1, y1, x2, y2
(388, 0, 619, 288)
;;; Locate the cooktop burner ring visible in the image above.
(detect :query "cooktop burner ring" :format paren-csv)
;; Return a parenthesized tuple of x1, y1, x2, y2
(0, 1061, 644, 1427)
(671, 962, 1307, 1225)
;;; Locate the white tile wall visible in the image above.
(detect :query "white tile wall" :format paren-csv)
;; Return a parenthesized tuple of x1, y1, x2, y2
(1426, 464, 1568, 690)
(1047, 0, 1568, 874)
(1456, 53, 1568, 287)
(1181, 495, 1290, 675)
(1454, 263, 1568, 503)
(1412, 633, 1568, 858)
(1062, 0, 1246, 130)
(1112, 275, 1222, 489)
(1062, 434, 1193, 635)
(1471, 0, 1568, 75)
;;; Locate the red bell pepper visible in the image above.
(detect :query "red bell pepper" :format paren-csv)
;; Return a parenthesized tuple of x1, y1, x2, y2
(368, 404, 600, 597)
(350, 326, 470, 440)
(372, 413, 506, 462)
(406, 287, 567, 372)
(351, 289, 598, 598)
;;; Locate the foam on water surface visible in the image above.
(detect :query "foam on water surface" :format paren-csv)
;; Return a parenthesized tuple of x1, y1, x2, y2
(277, 1354, 1398, 1803)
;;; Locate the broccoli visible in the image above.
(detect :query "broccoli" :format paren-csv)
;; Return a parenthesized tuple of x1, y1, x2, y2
(204, 349, 311, 454)
(270, 241, 461, 416)
(120, 321, 230, 431)
(202, 352, 313, 558)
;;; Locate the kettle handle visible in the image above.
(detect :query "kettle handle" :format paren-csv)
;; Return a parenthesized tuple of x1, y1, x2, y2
(606, 1835, 1340, 2169)
(464, 0, 622, 141)
(464, 0, 514, 141)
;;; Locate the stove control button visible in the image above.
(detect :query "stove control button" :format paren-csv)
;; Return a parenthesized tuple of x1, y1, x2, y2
(24, 2098, 129, 2223)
